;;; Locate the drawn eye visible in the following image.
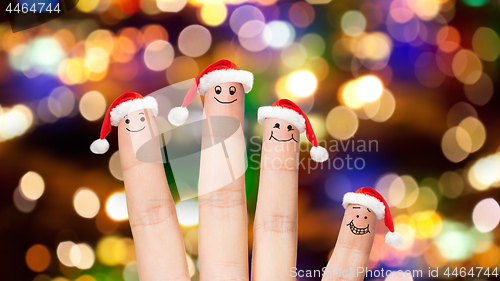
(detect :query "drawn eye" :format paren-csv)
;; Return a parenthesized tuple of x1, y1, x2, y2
(287, 125, 293, 131)
(356, 215, 359, 218)
(364, 216, 367, 219)
(140, 117, 145, 122)
(215, 85, 222, 95)
(273, 123, 280, 129)
(229, 86, 236, 95)
(125, 119, 130, 124)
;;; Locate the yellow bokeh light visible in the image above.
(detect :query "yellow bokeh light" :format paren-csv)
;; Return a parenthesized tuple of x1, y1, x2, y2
(96, 236, 127, 266)
(79, 91, 106, 121)
(77, 0, 99, 13)
(57, 241, 77, 267)
(458, 117, 485, 153)
(106, 191, 128, 221)
(285, 70, 317, 98)
(438, 171, 464, 199)
(408, 0, 440, 21)
(86, 30, 114, 54)
(395, 175, 419, 209)
(157, 0, 188, 13)
(407, 187, 438, 220)
(471, 156, 500, 187)
(442, 127, 470, 163)
(472, 27, 500, 62)
(73, 188, 100, 219)
(70, 243, 95, 270)
(85, 47, 109, 73)
(452, 49, 483, 85)
(325, 106, 359, 140)
(340, 79, 364, 109)
(357, 75, 383, 102)
(19, 171, 45, 201)
(200, 1, 227, 26)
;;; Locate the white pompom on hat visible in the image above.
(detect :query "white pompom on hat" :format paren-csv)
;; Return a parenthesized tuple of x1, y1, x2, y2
(90, 92, 158, 154)
(342, 186, 404, 247)
(257, 99, 329, 162)
(167, 59, 253, 126)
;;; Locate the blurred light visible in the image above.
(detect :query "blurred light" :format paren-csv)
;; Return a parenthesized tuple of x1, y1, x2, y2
(184, 228, 199, 256)
(289, 2, 315, 28)
(176, 199, 199, 227)
(386, 15, 420, 43)
(48, 86, 75, 118)
(96, 236, 126, 266)
(239, 20, 271, 52)
(326, 106, 359, 140)
(166, 56, 199, 85)
(200, 1, 227, 26)
(86, 30, 114, 54)
(13, 187, 37, 213)
(414, 212, 442, 239)
(457, 117, 485, 153)
(464, 72, 493, 106)
(106, 191, 128, 221)
(341, 11, 366, 36)
(70, 243, 95, 270)
(435, 222, 474, 260)
(414, 52, 445, 88)
(234, 46, 272, 74)
(75, 275, 96, 281)
(37, 97, 58, 123)
(356, 32, 392, 64)
(300, 33, 324, 57)
(144, 40, 174, 71)
(79, 91, 106, 121)
(109, 151, 124, 180)
(265, 21, 295, 48)
(178, 25, 212, 57)
(340, 79, 364, 109)
(462, 0, 489, 7)
(229, 5, 265, 35)
(471, 156, 500, 187)
(357, 75, 383, 102)
(85, 47, 109, 73)
(424, 242, 448, 267)
(187, 254, 196, 277)
(390, 0, 415, 23)
(77, 0, 99, 12)
(141, 24, 169, 46)
(73, 188, 100, 219)
(371, 89, 396, 122)
(436, 26, 460, 53)
(57, 241, 77, 267)
(452, 49, 482, 85)
(408, 0, 440, 21)
(438, 171, 463, 199)
(123, 261, 139, 281)
(376, 173, 403, 206)
(473, 198, 500, 233)
(306, 114, 327, 141)
(285, 70, 317, 98)
(157, 0, 187, 12)
(447, 102, 477, 127)
(475, 243, 500, 267)
(20, 171, 44, 201)
(26, 244, 51, 272)
(280, 42, 307, 68)
(468, 164, 489, 191)
(304, 57, 329, 81)
(26, 37, 65, 74)
(472, 27, 500, 62)
(442, 127, 470, 163)
(408, 187, 438, 220)
(395, 175, 419, 209)
(394, 222, 415, 250)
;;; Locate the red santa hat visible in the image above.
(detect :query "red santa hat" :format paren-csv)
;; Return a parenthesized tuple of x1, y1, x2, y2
(168, 59, 253, 126)
(257, 99, 329, 162)
(342, 187, 404, 247)
(90, 92, 158, 154)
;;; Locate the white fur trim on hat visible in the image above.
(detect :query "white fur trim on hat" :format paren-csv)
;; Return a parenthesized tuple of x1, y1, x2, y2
(257, 106, 307, 133)
(90, 139, 109, 154)
(110, 96, 158, 126)
(385, 231, 403, 247)
(342, 192, 386, 220)
(198, 69, 254, 95)
(310, 146, 329, 162)
(168, 106, 189, 126)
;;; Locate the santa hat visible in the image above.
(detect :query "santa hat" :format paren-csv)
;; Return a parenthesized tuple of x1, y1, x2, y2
(342, 187, 404, 247)
(257, 99, 329, 162)
(168, 59, 253, 126)
(90, 92, 158, 154)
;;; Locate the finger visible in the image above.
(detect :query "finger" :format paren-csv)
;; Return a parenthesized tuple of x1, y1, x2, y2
(251, 118, 299, 281)
(198, 82, 249, 281)
(321, 204, 377, 281)
(118, 108, 190, 281)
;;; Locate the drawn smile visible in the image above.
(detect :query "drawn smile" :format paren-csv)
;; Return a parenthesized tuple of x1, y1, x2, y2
(269, 131, 298, 143)
(347, 220, 370, 235)
(126, 126, 145, 132)
(214, 97, 237, 104)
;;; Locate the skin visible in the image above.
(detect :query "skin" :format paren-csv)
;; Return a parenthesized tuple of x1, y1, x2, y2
(198, 82, 249, 281)
(322, 204, 377, 281)
(118, 109, 190, 281)
(252, 118, 300, 281)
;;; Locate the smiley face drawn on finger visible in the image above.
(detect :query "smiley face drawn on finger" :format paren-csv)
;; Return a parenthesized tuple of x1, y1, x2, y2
(207, 82, 242, 105)
(269, 121, 298, 143)
(347, 206, 373, 235)
(124, 112, 147, 133)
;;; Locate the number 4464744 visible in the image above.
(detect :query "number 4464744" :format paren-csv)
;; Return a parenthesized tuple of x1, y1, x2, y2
(444, 267, 498, 278)
(6, 3, 61, 13)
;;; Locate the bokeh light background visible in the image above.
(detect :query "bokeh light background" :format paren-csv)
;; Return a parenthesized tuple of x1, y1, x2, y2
(0, 0, 500, 280)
